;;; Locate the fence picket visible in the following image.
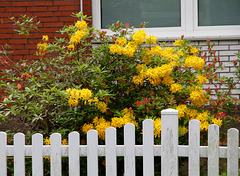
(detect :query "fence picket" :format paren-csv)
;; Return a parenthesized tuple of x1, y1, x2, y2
(106, 127, 117, 176)
(50, 133, 62, 176)
(189, 120, 200, 176)
(161, 109, 178, 176)
(87, 130, 98, 176)
(208, 124, 219, 176)
(0, 132, 7, 176)
(14, 133, 25, 176)
(124, 123, 135, 176)
(32, 133, 43, 176)
(69, 132, 80, 176)
(227, 128, 239, 176)
(143, 119, 154, 176)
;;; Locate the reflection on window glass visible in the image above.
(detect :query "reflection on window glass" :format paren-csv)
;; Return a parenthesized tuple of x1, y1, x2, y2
(101, 0, 181, 28)
(198, 0, 240, 26)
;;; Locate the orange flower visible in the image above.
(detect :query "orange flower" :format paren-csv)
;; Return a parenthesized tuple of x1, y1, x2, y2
(17, 83, 21, 89)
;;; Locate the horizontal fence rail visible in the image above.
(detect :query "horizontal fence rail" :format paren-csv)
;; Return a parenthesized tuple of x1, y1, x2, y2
(0, 109, 239, 176)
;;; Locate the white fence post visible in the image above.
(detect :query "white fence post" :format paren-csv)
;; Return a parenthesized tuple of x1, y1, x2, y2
(189, 120, 200, 176)
(124, 123, 136, 176)
(87, 130, 98, 176)
(143, 119, 154, 176)
(14, 133, 25, 176)
(0, 132, 7, 176)
(32, 133, 43, 176)
(208, 124, 219, 176)
(50, 133, 62, 176)
(161, 108, 178, 176)
(227, 128, 239, 176)
(69, 132, 80, 176)
(106, 127, 117, 176)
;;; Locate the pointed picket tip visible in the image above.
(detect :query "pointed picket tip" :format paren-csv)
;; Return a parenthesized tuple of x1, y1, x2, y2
(161, 108, 178, 115)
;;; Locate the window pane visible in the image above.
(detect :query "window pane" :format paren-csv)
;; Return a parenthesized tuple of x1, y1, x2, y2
(101, 0, 181, 28)
(198, 0, 240, 26)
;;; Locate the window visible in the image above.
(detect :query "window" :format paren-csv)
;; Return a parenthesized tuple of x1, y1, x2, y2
(92, 0, 240, 40)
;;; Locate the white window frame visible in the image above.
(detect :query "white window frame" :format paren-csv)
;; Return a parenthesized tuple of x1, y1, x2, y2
(92, 0, 240, 40)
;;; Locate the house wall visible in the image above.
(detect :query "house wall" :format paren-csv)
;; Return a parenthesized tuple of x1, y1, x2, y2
(0, 0, 239, 98)
(0, 0, 91, 62)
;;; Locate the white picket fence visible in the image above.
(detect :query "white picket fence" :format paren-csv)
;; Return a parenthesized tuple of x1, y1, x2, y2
(0, 109, 239, 176)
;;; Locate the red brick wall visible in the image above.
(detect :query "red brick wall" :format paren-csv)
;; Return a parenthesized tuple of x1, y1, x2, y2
(0, 0, 92, 62)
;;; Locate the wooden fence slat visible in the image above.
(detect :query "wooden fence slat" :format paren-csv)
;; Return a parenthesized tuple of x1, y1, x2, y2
(32, 133, 43, 176)
(189, 120, 200, 176)
(124, 123, 135, 176)
(106, 127, 117, 176)
(87, 130, 98, 176)
(161, 109, 178, 176)
(14, 133, 25, 176)
(69, 132, 80, 176)
(227, 128, 239, 176)
(143, 119, 154, 176)
(50, 133, 62, 176)
(0, 132, 7, 176)
(208, 124, 219, 176)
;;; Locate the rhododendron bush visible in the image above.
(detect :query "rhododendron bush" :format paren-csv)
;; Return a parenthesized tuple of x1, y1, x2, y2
(0, 13, 240, 174)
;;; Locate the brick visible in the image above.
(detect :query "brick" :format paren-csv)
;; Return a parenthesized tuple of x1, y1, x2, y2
(32, 1, 53, 6)
(9, 39, 27, 44)
(0, 40, 7, 44)
(44, 22, 64, 28)
(12, 34, 34, 38)
(39, 17, 59, 22)
(0, 34, 12, 38)
(28, 39, 40, 44)
(27, 7, 48, 12)
(12, 2, 32, 6)
(54, 11, 73, 16)
(83, 5, 91, 11)
(0, 13, 12, 18)
(212, 45, 229, 51)
(59, 17, 77, 22)
(39, 27, 59, 33)
(218, 56, 229, 62)
(83, 1, 92, 5)
(58, 6, 79, 11)
(33, 12, 54, 17)
(0, 28, 14, 33)
(0, 2, 11, 7)
(230, 56, 239, 61)
(25, 44, 37, 49)
(6, 7, 26, 12)
(54, 1, 75, 6)
(230, 45, 240, 50)
(48, 7, 58, 11)
(0, 7, 5, 12)
(0, 24, 12, 28)
(9, 45, 25, 50)
(12, 50, 29, 55)
(219, 40, 239, 45)
(219, 50, 238, 56)
(12, 12, 32, 17)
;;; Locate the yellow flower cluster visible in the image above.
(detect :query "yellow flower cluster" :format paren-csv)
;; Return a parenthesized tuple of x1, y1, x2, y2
(75, 20, 87, 30)
(176, 104, 188, 118)
(190, 46, 199, 55)
(67, 44, 75, 51)
(173, 39, 183, 47)
(66, 88, 92, 107)
(70, 30, 87, 45)
(133, 30, 146, 44)
(189, 87, 210, 107)
(161, 47, 178, 60)
(153, 118, 161, 138)
(162, 76, 174, 86)
(195, 111, 211, 131)
(212, 118, 222, 127)
(97, 101, 107, 113)
(197, 75, 208, 85)
(179, 126, 188, 136)
(170, 83, 183, 93)
(37, 35, 48, 56)
(146, 35, 157, 45)
(116, 37, 127, 46)
(82, 108, 137, 140)
(184, 56, 205, 70)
